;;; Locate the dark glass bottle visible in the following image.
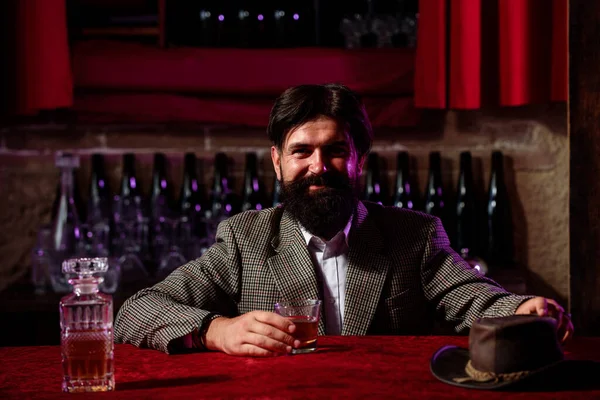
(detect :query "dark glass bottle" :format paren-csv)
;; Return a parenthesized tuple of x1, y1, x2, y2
(454, 152, 477, 255)
(114, 153, 149, 276)
(179, 153, 204, 218)
(52, 161, 85, 223)
(119, 153, 141, 202)
(339, 1, 373, 49)
(50, 153, 82, 293)
(208, 153, 240, 219)
(241, 153, 267, 211)
(234, 0, 253, 48)
(201, 1, 230, 47)
(283, 0, 316, 47)
(391, 0, 419, 47)
(87, 154, 111, 223)
(393, 151, 415, 209)
(424, 152, 446, 222)
(486, 151, 513, 267)
(179, 153, 207, 237)
(116, 153, 146, 253)
(252, 0, 273, 48)
(149, 153, 173, 220)
(173, 0, 230, 47)
(364, 152, 387, 205)
(273, 2, 287, 48)
(360, 0, 377, 48)
(85, 154, 112, 258)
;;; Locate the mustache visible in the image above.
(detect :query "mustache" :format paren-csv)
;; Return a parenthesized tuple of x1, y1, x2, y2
(286, 172, 352, 191)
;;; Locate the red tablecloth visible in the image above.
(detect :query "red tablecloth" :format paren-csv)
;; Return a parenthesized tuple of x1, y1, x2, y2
(1, 336, 599, 399)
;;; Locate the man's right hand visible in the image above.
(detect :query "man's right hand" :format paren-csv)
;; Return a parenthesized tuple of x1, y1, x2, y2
(203, 311, 300, 356)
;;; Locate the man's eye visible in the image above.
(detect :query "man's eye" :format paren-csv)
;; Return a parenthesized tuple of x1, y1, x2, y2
(330, 148, 348, 156)
(292, 149, 309, 155)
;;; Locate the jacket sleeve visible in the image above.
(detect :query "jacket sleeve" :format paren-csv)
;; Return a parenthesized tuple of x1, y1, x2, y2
(114, 219, 241, 354)
(420, 217, 534, 332)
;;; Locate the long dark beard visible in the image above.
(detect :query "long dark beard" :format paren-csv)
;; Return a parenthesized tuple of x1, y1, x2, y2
(280, 170, 358, 239)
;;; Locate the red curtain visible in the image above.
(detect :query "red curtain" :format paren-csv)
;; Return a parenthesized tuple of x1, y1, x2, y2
(2, 0, 73, 116)
(414, 0, 447, 108)
(4, 0, 567, 116)
(415, 0, 568, 109)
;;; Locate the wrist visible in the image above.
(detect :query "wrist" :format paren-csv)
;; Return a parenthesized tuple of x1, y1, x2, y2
(203, 316, 228, 352)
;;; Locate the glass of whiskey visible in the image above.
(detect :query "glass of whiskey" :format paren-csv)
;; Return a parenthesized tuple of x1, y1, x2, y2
(274, 299, 322, 354)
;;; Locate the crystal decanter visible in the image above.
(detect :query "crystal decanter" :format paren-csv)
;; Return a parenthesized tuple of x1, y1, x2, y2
(60, 257, 114, 392)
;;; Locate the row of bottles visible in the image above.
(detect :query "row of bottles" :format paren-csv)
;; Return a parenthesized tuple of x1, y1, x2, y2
(33, 151, 276, 295)
(167, 0, 419, 48)
(35, 149, 513, 294)
(95, 152, 275, 225)
(363, 151, 513, 272)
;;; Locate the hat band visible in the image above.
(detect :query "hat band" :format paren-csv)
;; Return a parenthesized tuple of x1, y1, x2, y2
(453, 360, 532, 384)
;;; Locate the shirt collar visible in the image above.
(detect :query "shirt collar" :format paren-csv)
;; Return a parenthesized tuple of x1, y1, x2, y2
(299, 216, 353, 248)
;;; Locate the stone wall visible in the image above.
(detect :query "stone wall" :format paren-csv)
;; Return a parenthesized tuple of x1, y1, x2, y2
(0, 104, 568, 304)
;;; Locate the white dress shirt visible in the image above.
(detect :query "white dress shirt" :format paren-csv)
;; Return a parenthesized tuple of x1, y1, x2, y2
(299, 219, 352, 335)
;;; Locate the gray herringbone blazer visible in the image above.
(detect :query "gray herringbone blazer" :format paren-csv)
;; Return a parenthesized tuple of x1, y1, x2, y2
(115, 201, 531, 353)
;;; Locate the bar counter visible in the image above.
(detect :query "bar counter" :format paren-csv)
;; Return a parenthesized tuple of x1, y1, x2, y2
(1, 336, 599, 399)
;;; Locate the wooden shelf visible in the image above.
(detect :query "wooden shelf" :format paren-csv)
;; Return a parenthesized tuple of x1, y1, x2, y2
(70, 40, 418, 127)
(81, 26, 160, 37)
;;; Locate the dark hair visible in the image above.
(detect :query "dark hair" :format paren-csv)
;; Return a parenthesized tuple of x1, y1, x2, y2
(267, 83, 373, 159)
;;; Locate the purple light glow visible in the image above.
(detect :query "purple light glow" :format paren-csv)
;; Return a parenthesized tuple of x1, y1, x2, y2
(253, 179, 259, 192)
(74, 227, 81, 238)
(225, 204, 232, 213)
(293, 13, 299, 20)
(374, 183, 381, 194)
(257, 14, 264, 21)
(99, 179, 105, 188)
(256, 204, 263, 211)
(192, 180, 198, 191)
(87, 231, 93, 239)
(407, 200, 414, 209)
(160, 179, 167, 189)
(195, 204, 201, 212)
(218, 14, 224, 21)
(130, 177, 137, 189)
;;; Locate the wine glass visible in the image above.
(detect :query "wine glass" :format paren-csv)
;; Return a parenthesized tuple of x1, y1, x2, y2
(112, 195, 148, 284)
(156, 214, 188, 280)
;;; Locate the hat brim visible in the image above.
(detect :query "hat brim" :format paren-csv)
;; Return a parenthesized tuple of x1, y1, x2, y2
(430, 345, 563, 390)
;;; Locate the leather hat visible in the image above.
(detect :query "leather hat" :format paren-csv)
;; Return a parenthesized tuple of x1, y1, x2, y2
(430, 315, 564, 390)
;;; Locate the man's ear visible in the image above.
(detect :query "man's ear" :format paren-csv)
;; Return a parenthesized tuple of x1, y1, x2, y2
(357, 153, 366, 176)
(271, 146, 282, 181)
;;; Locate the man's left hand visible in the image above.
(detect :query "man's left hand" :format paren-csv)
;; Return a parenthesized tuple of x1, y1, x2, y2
(515, 297, 574, 344)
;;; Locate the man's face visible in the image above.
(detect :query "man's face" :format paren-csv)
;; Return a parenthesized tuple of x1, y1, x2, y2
(270, 116, 365, 238)
(271, 116, 364, 188)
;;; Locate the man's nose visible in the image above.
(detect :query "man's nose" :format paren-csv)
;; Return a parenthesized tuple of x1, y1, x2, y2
(308, 151, 327, 175)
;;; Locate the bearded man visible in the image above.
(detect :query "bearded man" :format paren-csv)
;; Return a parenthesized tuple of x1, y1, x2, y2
(115, 84, 573, 356)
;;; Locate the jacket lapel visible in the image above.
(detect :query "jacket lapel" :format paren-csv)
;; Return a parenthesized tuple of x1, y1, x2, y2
(267, 209, 325, 335)
(342, 202, 391, 336)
